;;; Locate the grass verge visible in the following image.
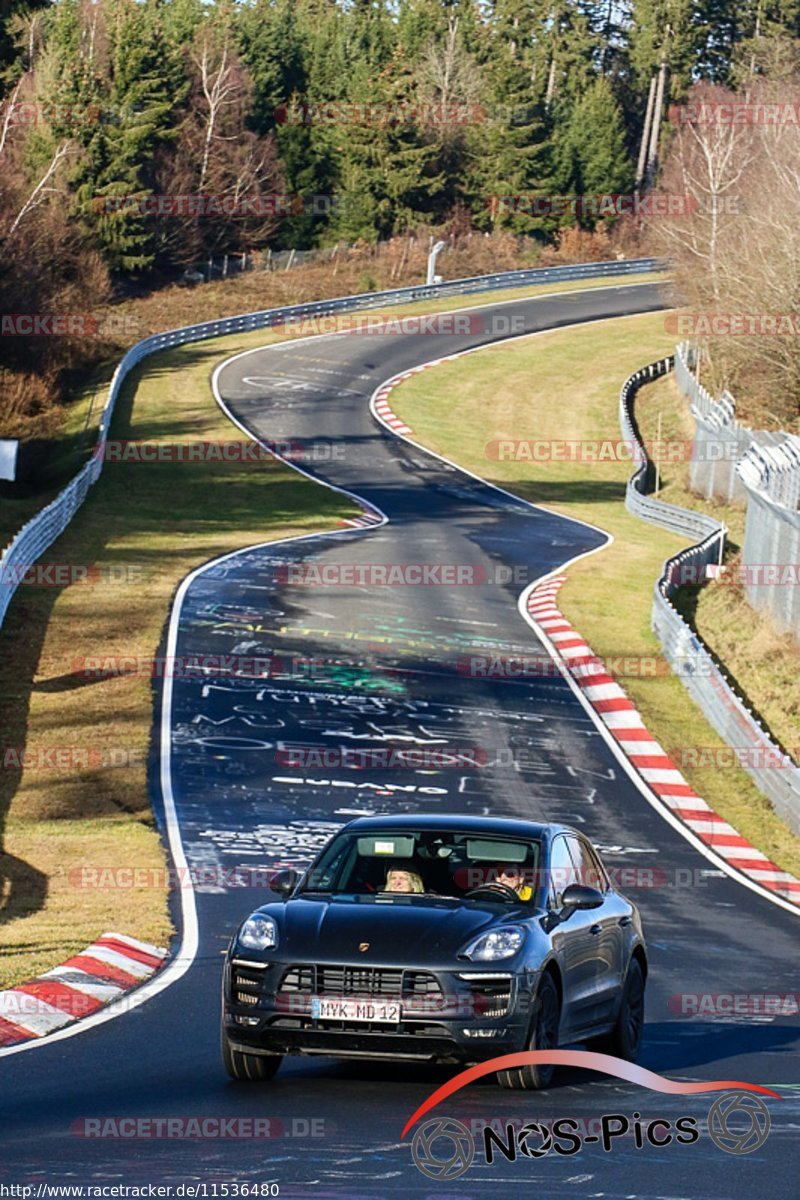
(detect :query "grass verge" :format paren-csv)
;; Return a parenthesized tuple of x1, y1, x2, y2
(0, 328, 357, 988)
(388, 311, 800, 879)
(0, 367, 111, 550)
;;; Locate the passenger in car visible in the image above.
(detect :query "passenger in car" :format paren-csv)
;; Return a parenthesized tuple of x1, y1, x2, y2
(383, 867, 425, 893)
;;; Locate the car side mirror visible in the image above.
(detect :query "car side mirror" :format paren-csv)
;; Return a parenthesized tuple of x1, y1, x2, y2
(560, 884, 604, 913)
(270, 868, 299, 897)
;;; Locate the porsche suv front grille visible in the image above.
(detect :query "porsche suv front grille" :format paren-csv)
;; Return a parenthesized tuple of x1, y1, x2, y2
(279, 964, 442, 1001)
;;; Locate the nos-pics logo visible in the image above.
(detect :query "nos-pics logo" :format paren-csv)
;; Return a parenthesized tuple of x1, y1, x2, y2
(411, 1092, 772, 1180)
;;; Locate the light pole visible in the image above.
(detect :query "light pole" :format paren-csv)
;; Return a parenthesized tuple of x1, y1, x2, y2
(426, 240, 446, 286)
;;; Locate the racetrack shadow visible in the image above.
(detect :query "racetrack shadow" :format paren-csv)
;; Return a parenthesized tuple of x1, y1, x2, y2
(0, 851, 48, 929)
(639, 1019, 800, 1075)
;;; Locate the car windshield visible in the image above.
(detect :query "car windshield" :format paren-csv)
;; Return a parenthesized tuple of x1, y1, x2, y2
(298, 829, 541, 902)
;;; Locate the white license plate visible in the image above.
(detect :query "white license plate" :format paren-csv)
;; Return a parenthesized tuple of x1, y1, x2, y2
(310, 996, 401, 1023)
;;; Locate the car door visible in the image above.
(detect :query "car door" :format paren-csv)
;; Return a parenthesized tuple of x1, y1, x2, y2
(547, 835, 607, 1035)
(565, 835, 627, 1024)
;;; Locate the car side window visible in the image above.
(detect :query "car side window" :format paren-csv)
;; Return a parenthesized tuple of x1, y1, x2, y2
(548, 836, 576, 908)
(566, 836, 607, 893)
(584, 842, 611, 892)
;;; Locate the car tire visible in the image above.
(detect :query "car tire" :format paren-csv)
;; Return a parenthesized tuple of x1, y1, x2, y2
(497, 972, 560, 1090)
(592, 957, 645, 1061)
(221, 1030, 283, 1082)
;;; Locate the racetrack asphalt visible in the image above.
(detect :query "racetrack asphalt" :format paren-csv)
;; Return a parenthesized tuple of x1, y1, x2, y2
(2, 282, 797, 1198)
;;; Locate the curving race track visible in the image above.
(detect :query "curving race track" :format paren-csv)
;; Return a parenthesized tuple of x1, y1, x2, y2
(2, 282, 798, 1198)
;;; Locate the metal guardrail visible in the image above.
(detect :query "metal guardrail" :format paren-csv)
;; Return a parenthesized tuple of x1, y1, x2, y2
(0, 256, 665, 629)
(675, 341, 800, 637)
(674, 342, 749, 504)
(620, 355, 724, 544)
(620, 358, 800, 835)
(738, 432, 800, 509)
(737, 438, 800, 633)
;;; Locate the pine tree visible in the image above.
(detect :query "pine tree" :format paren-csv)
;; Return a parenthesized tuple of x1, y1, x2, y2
(465, 41, 555, 237)
(0, 0, 50, 94)
(323, 51, 444, 242)
(397, 13, 486, 224)
(396, 0, 455, 62)
(553, 76, 634, 226)
(236, 0, 305, 134)
(529, 0, 604, 111)
(624, 0, 698, 97)
(236, 0, 333, 246)
(46, 0, 187, 272)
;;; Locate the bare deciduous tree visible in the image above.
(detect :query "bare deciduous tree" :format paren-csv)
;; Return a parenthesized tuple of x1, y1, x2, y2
(7, 140, 72, 235)
(153, 29, 283, 265)
(643, 80, 800, 424)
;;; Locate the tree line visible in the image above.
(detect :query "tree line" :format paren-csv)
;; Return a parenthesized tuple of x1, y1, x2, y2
(1, 1, 800, 427)
(2, 0, 797, 274)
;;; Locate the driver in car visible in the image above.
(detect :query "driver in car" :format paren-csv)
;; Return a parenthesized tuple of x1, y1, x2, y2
(383, 867, 425, 893)
(490, 862, 533, 900)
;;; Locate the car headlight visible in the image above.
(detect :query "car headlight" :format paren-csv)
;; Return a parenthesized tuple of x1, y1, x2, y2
(237, 913, 279, 951)
(461, 926, 525, 961)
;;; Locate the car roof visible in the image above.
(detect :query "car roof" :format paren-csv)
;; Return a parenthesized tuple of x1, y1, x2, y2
(339, 813, 576, 840)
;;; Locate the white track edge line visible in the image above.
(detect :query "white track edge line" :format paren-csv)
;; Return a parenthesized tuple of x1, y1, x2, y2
(366, 317, 800, 919)
(0, 281, 672, 1057)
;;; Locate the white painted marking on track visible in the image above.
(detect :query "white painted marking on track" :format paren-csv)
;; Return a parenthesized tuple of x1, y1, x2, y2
(441, 617, 500, 627)
(360, 308, 800, 918)
(0, 275, 696, 1056)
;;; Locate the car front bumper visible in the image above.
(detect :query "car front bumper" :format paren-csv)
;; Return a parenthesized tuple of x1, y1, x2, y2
(223, 955, 538, 1063)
